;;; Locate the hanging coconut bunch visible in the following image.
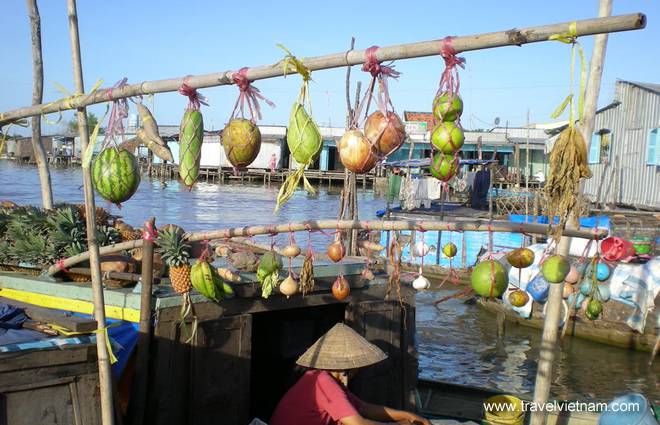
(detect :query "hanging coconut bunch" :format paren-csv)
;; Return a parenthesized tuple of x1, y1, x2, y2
(275, 46, 323, 211)
(222, 67, 274, 171)
(177, 83, 208, 189)
(428, 37, 466, 184)
(338, 46, 406, 174)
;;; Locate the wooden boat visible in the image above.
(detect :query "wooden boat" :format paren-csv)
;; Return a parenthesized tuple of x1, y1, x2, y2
(477, 297, 658, 352)
(417, 378, 600, 424)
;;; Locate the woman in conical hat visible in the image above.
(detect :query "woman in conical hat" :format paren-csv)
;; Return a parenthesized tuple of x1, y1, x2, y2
(270, 323, 430, 425)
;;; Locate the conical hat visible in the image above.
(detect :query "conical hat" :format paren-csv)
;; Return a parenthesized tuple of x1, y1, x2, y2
(296, 323, 387, 370)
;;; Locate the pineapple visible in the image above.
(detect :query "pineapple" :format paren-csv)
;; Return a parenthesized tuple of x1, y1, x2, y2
(76, 204, 110, 227)
(115, 221, 138, 241)
(156, 228, 192, 294)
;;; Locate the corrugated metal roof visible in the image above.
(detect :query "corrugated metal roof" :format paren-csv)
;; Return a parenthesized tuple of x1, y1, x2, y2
(619, 80, 660, 95)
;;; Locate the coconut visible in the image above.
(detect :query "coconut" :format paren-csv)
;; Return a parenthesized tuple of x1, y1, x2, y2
(337, 129, 380, 174)
(431, 122, 465, 154)
(222, 118, 261, 168)
(433, 92, 463, 122)
(429, 152, 458, 182)
(471, 260, 508, 298)
(364, 111, 406, 157)
(541, 255, 570, 283)
(508, 290, 529, 307)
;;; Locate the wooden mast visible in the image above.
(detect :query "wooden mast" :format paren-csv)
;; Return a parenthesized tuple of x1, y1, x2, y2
(66, 1, 116, 424)
(0, 13, 645, 126)
(25, 0, 53, 209)
(530, 1, 613, 424)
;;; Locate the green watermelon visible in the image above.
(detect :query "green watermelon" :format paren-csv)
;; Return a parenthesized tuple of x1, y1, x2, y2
(179, 110, 204, 188)
(92, 147, 140, 204)
(223, 119, 261, 168)
(429, 152, 458, 182)
(431, 122, 464, 154)
(433, 92, 463, 122)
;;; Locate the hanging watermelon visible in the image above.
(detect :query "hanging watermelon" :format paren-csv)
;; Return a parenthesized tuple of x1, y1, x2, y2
(92, 147, 140, 205)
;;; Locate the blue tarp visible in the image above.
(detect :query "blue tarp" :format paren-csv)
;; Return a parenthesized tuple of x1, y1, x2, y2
(0, 303, 48, 345)
(509, 214, 611, 229)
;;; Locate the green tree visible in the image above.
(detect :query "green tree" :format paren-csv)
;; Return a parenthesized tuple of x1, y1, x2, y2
(63, 112, 103, 136)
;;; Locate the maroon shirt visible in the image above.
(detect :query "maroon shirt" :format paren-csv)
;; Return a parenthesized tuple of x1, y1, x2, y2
(271, 370, 362, 425)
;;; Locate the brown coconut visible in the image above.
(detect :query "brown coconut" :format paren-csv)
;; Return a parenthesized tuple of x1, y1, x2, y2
(337, 129, 380, 174)
(364, 111, 406, 156)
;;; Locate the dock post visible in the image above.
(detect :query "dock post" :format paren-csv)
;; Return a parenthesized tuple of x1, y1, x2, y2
(66, 1, 116, 424)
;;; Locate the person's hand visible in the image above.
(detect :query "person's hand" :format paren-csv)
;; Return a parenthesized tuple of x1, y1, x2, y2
(404, 412, 431, 425)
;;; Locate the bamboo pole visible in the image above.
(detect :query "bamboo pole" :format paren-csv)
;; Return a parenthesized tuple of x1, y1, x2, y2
(66, 1, 115, 424)
(0, 13, 646, 126)
(26, 0, 53, 209)
(129, 218, 156, 425)
(47, 218, 607, 276)
(530, 2, 612, 424)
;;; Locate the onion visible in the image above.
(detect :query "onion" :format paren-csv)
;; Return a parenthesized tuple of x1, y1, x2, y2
(364, 111, 406, 156)
(412, 275, 431, 290)
(327, 240, 346, 263)
(279, 274, 299, 298)
(281, 245, 301, 258)
(337, 129, 380, 174)
(332, 275, 350, 301)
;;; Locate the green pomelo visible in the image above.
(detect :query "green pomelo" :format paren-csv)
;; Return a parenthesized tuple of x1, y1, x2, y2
(471, 259, 508, 298)
(433, 92, 463, 122)
(429, 152, 458, 182)
(288, 103, 322, 165)
(431, 122, 464, 154)
(222, 119, 261, 168)
(92, 147, 140, 204)
(541, 255, 570, 283)
(179, 110, 204, 188)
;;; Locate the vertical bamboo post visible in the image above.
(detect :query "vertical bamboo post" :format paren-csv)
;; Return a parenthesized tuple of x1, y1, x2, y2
(530, 2, 611, 424)
(129, 218, 156, 425)
(26, 0, 53, 209)
(66, 1, 116, 424)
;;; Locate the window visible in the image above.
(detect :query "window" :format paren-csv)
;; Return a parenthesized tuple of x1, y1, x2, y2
(647, 128, 659, 166)
(588, 129, 613, 164)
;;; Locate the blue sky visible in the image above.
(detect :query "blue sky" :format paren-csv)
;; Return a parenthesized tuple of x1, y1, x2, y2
(1, 0, 657, 135)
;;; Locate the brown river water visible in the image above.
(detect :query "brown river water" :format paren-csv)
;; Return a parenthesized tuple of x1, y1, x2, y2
(1, 160, 658, 404)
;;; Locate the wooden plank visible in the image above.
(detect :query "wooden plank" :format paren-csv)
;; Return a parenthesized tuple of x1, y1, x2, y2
(0, 296, 97, 332)
(0, 345, 94, 374)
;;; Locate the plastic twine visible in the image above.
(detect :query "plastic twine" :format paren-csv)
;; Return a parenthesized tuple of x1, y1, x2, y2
(361, 45, 401, 117)
(178, 79, 209, 111)
(549, 22, 586, 129)
(437, 37, 466, 99)
(230, 67, 275, 123)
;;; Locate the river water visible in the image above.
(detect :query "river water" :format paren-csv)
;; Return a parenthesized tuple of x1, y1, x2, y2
(1, 160, 658, 404)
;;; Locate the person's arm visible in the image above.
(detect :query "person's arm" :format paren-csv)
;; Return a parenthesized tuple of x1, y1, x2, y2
(339, 415, 414, 425)
(357, 402, 431, 425)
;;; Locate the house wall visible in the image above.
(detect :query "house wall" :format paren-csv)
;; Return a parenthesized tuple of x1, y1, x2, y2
(582, 82, 660, 208)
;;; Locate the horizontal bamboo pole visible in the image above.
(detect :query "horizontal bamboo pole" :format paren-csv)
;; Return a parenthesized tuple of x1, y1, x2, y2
(46, 219, 608, 276)
(0, 13, 645, 126)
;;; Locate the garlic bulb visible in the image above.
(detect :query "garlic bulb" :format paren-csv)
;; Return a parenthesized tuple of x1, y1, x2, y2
(413, 275, 431, 290)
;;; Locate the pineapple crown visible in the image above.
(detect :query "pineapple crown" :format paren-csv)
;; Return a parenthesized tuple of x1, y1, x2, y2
(156, 228, 191, 267)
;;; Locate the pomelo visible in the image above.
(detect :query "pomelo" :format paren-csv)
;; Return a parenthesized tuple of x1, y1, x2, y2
(432, 92, 463, 122)
(471, 260, 508, 298)
(431, 122, 464, 154)
(541, 255, 570, 283)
